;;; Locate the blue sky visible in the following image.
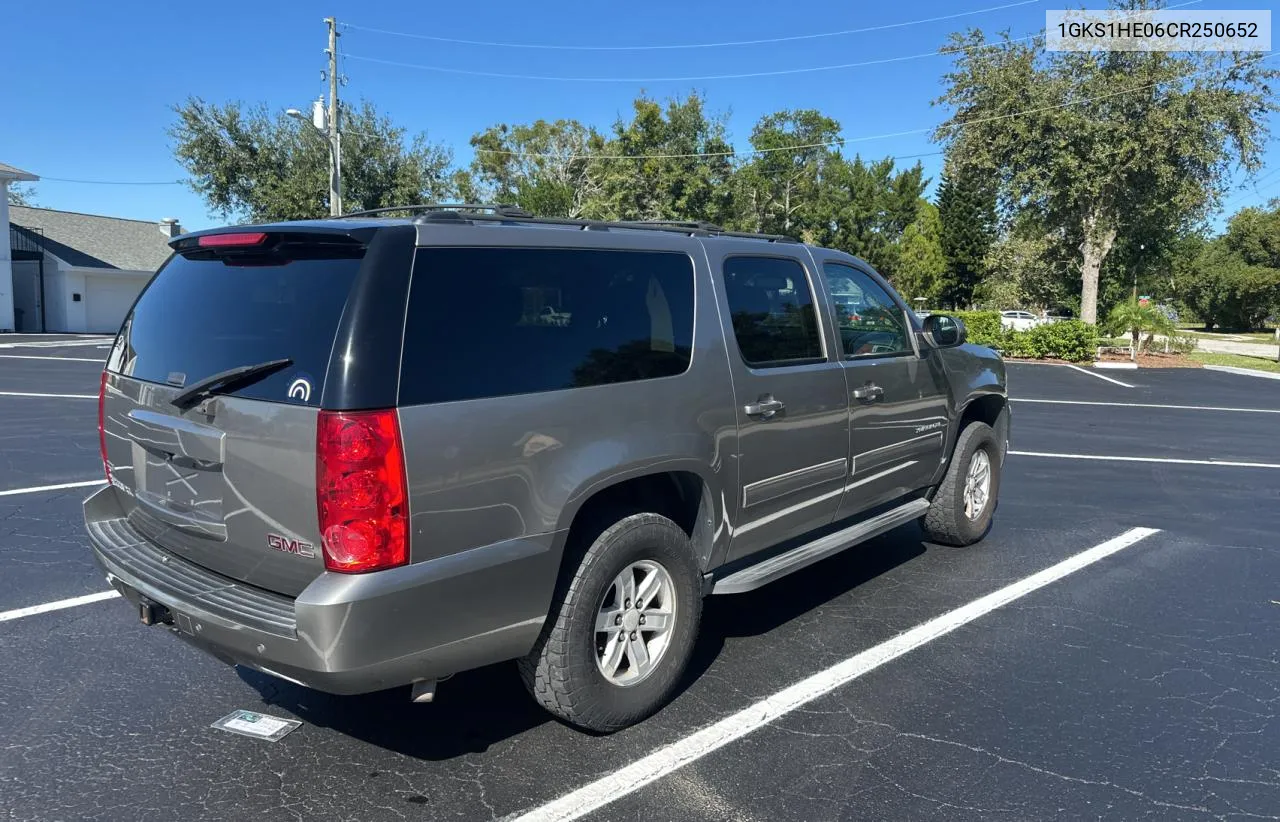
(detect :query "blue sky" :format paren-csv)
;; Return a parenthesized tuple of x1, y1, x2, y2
(2, 0, 1275, 231)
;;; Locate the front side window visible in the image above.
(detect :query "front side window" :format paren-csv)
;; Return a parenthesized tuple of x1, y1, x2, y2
(399, 247, 695, 405)
(721, 256, 824, 367)
(822, 263, 912, 358)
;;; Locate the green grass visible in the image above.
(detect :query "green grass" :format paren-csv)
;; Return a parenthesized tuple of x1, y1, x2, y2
(1189, 351, 1280, 373)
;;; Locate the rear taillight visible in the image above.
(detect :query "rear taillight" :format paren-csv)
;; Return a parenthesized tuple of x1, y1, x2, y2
(98, 371, 111, 483)
(316, 410, 409, 574)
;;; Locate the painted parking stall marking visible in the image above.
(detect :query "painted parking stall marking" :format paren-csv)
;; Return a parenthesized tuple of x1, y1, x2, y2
(1065, 363, 1134, 387)
(0, 591, 121, 624)
(0, 391, 97, 399)
(511, 527, 1160, 822)
(1013, 398, 1280, 414)
(0, 354, 106, 362)
(1009, 450, 1280, 469)
(0, 480, 105, 498)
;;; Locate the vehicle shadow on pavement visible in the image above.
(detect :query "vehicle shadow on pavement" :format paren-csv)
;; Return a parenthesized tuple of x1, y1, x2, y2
(679, 523, 928, 696)
(235, 523, 928, 760)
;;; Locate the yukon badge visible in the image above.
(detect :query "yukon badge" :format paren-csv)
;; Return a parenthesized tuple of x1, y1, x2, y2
(267, 533, 316, 558)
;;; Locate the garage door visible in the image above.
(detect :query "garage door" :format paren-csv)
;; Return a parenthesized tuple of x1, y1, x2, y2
(86, 275, 145, 333)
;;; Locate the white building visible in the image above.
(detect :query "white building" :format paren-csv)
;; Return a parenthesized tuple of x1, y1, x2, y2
(0, 161, 41, 332)
(5, 199, 181, 334)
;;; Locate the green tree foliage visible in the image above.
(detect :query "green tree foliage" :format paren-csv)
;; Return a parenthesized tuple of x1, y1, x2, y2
(469, 119, 603, 217)
(934, 2, 1276, 324)
(585, 93, 735, 224)
(979, 214, 1073, 311)
(891, 201, 946, 304)
(733, 110, 842, 235)
(1106, 298, 1176, 359)
(6, 184, 38, 206)
(812, 156, 927, 275)
(170, 97, 456, 222)
(1176, 204, 1280, 330)
(936, 167, 995, 308)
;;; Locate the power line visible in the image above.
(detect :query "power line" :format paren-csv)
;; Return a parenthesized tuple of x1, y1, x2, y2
(474, 54, 1277, 163)
(344, 35, 1041, 83)
(342, 0, 1202, 83)
(34, 176, 184, 186)
(1222, 170, 1280, 209)
(342, 0, 1042, 52)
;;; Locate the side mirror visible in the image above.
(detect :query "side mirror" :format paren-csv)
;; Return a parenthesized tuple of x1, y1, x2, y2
(922, 314, 966, 348)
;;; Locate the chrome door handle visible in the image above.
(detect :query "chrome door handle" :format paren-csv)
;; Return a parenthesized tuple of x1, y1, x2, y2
(852, 383, 884, 401)
(744, 397, 785, 418)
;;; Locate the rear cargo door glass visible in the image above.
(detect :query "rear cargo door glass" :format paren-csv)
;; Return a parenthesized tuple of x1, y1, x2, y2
(108, 248, 362, 406)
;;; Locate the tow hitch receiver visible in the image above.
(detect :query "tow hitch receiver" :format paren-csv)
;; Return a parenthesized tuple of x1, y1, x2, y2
(138, 596, 173, 627)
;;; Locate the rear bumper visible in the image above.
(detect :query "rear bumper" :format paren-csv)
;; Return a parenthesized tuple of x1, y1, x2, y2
(84, 486, 562, 695)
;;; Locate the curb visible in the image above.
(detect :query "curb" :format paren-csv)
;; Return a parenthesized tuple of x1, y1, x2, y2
(1093, 362, 1139, 370)
(1204, 365, 1280, 381)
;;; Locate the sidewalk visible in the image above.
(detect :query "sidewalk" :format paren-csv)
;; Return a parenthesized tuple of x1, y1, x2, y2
(1189, 336, 1280, 359)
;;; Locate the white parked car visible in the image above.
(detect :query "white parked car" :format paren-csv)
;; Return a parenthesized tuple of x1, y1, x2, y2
(1000, 310, 1042, 331)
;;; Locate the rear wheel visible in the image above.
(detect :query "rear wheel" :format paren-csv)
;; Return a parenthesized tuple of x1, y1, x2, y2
(519, 513, 702, 732)
(922, 421, 1001, 546)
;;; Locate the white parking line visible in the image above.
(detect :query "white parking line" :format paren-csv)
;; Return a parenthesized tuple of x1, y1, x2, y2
(1065, 364, 1134, 388)
(0, 591, 121, 624)
(0, 339, 112, 349)
(1012, 398, 1280, 414)
(0, 479, 106, 498)
(0, 354, 106, 363)
(1010, 450, 1280, 469)
(511, 527, 1161, 822)
(0, 391, 97, 399)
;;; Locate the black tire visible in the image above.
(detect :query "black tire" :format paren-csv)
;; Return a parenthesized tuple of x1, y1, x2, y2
(519, 513, 702, 733)
(922, 421, 1001, 546)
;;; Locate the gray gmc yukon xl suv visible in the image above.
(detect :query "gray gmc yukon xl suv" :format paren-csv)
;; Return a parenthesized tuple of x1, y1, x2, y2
(85, 205, 1007, 732)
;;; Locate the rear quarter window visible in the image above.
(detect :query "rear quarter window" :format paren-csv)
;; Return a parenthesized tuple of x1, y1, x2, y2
(399, 247, 695, 405)
(109, 251, 362, 406)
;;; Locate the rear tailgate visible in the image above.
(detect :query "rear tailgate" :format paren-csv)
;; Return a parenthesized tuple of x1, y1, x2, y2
(99, 227, 403, 597)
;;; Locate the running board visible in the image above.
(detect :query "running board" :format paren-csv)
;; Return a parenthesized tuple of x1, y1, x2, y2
(712, 498, 930, 595)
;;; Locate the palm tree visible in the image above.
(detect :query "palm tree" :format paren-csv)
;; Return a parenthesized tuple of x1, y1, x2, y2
(1106, 300, 1176, 362)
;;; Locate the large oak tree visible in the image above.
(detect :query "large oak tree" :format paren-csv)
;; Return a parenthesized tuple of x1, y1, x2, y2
(933, 3, 1275, 323)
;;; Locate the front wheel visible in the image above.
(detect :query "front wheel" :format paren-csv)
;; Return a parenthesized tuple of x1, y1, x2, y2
(519, 513, 702, 733)
(922, 421, 1002, 546)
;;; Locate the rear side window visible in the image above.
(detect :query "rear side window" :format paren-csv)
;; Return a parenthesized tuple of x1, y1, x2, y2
(109, 251, 361, 406)
(399, 247, 695, 405)
(721, 256, 823, 367)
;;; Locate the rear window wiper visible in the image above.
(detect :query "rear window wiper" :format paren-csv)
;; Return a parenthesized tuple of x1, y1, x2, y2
(170, 358, 294, 410)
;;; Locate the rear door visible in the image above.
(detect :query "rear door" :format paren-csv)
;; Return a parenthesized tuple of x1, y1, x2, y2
(814, 257, 951, 518)
(709, 242, 851, 563)
(100, 229, 385, 596)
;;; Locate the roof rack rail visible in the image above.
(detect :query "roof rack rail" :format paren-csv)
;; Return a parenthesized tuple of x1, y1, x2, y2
(340, 205, 799, 243)
(339, 203, 533, 219)
(624, 220, 797, 243)
(630, 220, 726, 232)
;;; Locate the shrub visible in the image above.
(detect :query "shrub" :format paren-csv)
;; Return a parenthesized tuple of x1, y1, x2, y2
(1164, 333, 1199, 355)
(992, 320, 1099, 362)
(938, 311, 1003, 347)
(1027, 320, 1100, 362)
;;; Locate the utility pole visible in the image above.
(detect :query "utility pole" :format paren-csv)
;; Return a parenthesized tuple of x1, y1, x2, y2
(325, 17, 343, 216)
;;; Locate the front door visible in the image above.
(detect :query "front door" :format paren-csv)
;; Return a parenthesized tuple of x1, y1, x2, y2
(711, 245, 851, 562)
(11, 260, 43, 332)
(818, 259, 951, 518)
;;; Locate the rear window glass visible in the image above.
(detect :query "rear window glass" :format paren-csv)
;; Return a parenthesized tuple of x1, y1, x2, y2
(400, 247, 695, 405)
(108, 252, 361, 406)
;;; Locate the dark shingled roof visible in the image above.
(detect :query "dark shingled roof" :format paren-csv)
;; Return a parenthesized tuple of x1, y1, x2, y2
(8, 205, 177, 271)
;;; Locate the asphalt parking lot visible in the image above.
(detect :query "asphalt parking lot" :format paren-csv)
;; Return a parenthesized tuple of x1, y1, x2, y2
(1, 343, 1278, 822)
